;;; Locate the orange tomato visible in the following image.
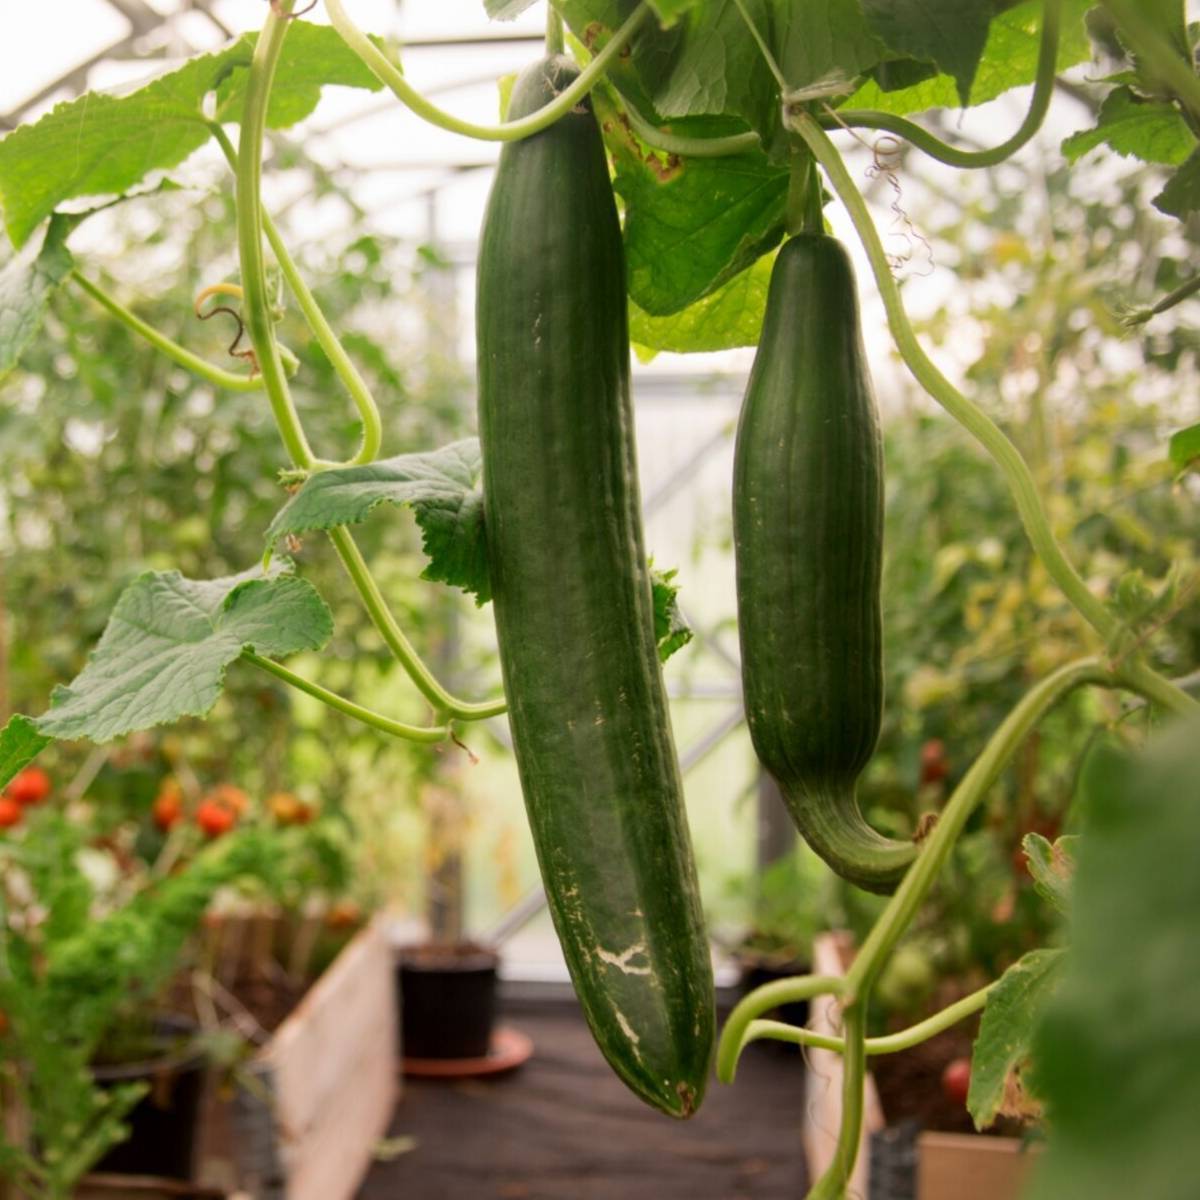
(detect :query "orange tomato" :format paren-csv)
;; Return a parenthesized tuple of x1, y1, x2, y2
(0, 798, 23, 829)
(6, 766, 51, 806)
(196, 799, 236, 838)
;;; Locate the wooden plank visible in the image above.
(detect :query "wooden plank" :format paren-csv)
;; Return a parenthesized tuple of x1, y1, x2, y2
(260, 916, 398, 1200)
(801, 932, 885, 1196)
(918, 1132, 1041, 1200)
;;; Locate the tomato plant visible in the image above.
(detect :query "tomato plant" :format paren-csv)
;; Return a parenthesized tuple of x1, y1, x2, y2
(1, 0, 1198, 1196)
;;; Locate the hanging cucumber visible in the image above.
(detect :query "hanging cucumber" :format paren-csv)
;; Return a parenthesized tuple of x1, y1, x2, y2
(475, 56, 714, 1117)
(733, 233, 917, 894)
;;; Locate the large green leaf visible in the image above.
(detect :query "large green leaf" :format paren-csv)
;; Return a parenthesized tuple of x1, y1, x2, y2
(0, 715, 52, 792)
(265, 440, 491, 603)
(1153, 147, 1200, 219)
(629, 252, 775, 353)
(968, 947, 1064, 1129)
(1168, 422, 1200, 473)
(862, 0, 992, 106)
(597, 89, 787, 315)
(37, 564, 332, 742)
(1062, 86, 1194, 165)
(1027, 727, 1200, 1200)
(843, 0, 1092, 117)
(0, 214, 73, 380)
(0, 22, 383, 249)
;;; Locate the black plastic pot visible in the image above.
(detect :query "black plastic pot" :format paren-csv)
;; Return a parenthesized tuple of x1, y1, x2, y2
(398, 943, 499, 1060)
(91, 1027, 206, 1181)
(737, 952, 813, 1052)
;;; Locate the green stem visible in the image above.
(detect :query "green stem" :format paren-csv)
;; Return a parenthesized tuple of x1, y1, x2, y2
(1122, 267, 1200, 327)
(808, 1001, 867, 1200)
(791, 112, 1117, 641)
(716, 974, 845, 1084)
(70, 270, 263, 392)
(211, 123, 382, 465)
(328, 527, 507, 721)
(325, 0, 651, 142)
(235, 3, 317, 470)
(244, 651, 449, 742)
(1115, 658, 1200, 718)
(845, 658, 1108, 1001)
(546, 4, 565, 56)
(786, 146, 823, 235)
(819, 0, 1062, 170)
(621, 100, 761, 158)
(745, 980, 995, 1056)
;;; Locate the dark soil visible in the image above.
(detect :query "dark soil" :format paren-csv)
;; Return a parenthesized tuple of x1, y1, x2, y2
(360, 987, 809, 1200)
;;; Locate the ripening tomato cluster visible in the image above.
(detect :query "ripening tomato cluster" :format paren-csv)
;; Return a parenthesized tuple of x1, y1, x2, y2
(0, 766, 52, 831)
(152, 780, 316, 839)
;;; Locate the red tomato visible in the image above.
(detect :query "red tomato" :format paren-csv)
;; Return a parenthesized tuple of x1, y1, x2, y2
(196, 799, 236, 838)
(942, 1057, 972, 1106)
(6, 766, 51, 806)
(0, 798, 24, 829)
(919, 739, 949, 786)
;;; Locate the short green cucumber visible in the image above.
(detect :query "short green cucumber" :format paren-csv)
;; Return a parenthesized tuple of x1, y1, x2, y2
(475, 56, 714, 1117)
(733, 233, 917, 895)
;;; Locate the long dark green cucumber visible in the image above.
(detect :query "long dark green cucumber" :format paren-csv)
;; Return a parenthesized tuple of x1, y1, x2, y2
(733, 233, 917, 894)
(475, 56, 714, 1117)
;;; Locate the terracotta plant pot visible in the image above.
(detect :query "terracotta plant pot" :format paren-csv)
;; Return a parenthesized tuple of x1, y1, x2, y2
(397, 942, 499, 1060)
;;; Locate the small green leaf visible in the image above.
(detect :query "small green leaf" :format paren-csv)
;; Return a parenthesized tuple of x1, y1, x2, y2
(630, 252, 775, 355)
(1062, 86, 1195, 165)
(0, 715, 52, 792)
(968, 947, 1064, 1130)
(37, 564, 332, 743)
(1022, 832, 1077, 916)
(0, 214, 74, 381)
(650, 567, 693, 662)
(1168, 422, 1200, 472)
(1153, 146, 1200, 218)
(266, 440, 490, 603)
(1026, 722, 1200, 1200)
(861, 0, 992, 106)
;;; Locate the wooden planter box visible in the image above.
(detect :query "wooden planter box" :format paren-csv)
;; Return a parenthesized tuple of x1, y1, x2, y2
(803, 932, 1040, 1200)
(202, 914, 399, 1200)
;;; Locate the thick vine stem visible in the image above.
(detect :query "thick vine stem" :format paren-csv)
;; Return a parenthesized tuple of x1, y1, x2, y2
(236, 4, 507, 724)
(807, 1001, 867, 1200)
(786, 146, 824, 235)
(744, 980, 995, 1056)
(827, 0, 1062, 170)
(211, 123, 382, 465)
(716, 974, 845, 1083)
(244, 651, 449, 743)
(324, 0, 651, 142)
(545, 5, 565, 56)
(70, 270, 264, 393)
(621, 101, 761, 159)
(845, 658, 1109, 1002)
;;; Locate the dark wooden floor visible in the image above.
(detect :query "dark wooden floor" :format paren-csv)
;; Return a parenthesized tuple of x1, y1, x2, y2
(359, 989, 809, 1200)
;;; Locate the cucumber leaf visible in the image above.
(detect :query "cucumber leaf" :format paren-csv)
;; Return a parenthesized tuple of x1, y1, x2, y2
(265, 439, 491, 604)
(1027, 726, 1200, 1200)
(0, 716, 52, 792)
(630, 252, 775, 355)
(36, 564, 332, 742)
(0, 23, 384, 249)
(1062, 86, 1194, 165)
(1153, 147, 1200, 219)
(861, 0, 992, 106)
(968, 947, 1064, 1129)
(1022, 832, 1077, 916)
